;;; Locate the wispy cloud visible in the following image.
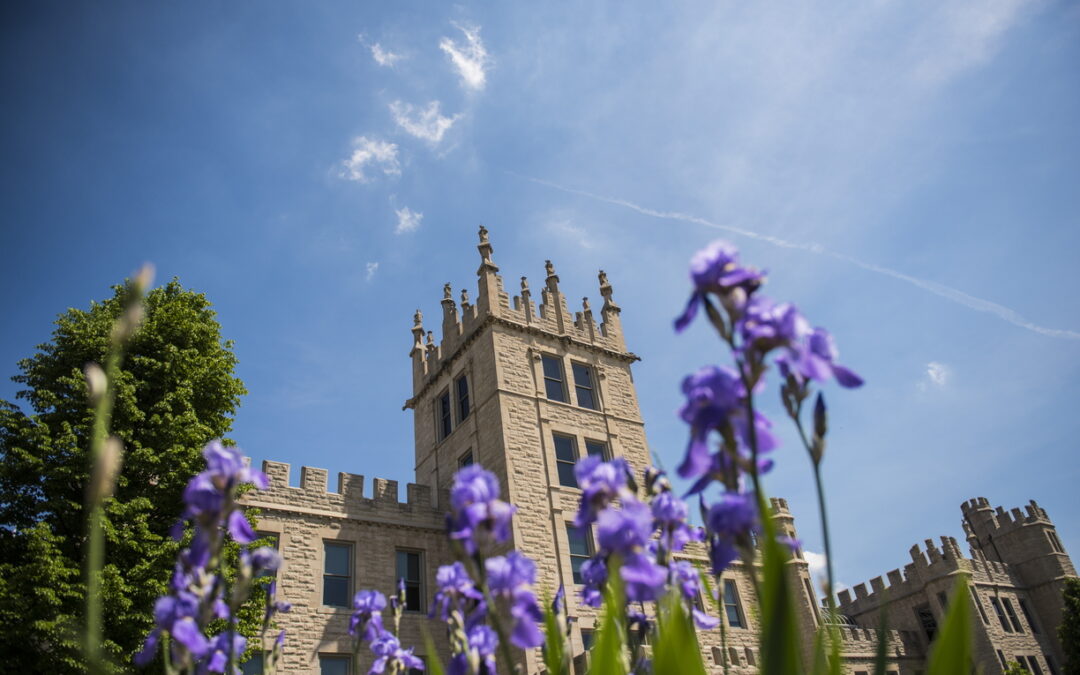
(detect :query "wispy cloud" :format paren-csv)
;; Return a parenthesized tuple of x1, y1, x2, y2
(910, 0, 1034, 85)
(520, 175, 1080, 341)
(390, 101, 461, 144)
(440, 22, 489, 91)
(546, 217, 594, 249)
(395, 206, 422, 234)
(365, 261, 380, 281)
(338, 137, 400, 183)
(370, 42, 402, 68)
(918, 361, 952, 391)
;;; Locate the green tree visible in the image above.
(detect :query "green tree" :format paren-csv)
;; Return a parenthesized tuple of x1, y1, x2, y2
(1063, 577, 1080, 675)
(0, 279, 248, 672)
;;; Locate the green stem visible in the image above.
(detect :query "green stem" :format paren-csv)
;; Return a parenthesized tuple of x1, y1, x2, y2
(793, 416, 837, 609)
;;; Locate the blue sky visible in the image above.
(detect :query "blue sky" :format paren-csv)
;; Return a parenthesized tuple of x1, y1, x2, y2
(2, 1, 1078, 592)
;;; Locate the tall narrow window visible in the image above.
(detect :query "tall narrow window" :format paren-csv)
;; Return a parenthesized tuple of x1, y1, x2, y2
(1018, 598, 1040, 633)
(723, 579, 745, 628)
(1025, 656, 1044, 675)
(990, 597, 1012, 632)
(971, 587, 990, 625)
(437, 390, 452, 441)
(1048, 531, 1064, 553)
(319, 655, 351, 675)
(456, 375, 470, 422)
(580, 629, 595, 652)
(554, 434, 579, 487)
(323, 542, 351, 607)
(915, 605, 937, 641)
(1002, 597, 1024, 633)
(256, 531, 279, 578)
(584, 440, 608, 461)
(937, 591, 949, 612)
(542, 355, 567, 402)
(241, 653, 265, 675)
(458, 450, 474, 468)
(997, 650, 1007, 669)
(396, 550, 424, 612)
(572, 362, 598, 410)
(566, 524, 593, 584)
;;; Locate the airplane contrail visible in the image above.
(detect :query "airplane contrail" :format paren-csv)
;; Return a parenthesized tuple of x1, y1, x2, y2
(519, 174, 1080, 341)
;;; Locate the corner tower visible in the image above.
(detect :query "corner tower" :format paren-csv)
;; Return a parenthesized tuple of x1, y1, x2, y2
(404, 227, 651, 670)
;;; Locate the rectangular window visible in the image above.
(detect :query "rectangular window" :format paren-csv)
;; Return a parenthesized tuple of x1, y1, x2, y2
(1019, 598, 1040, 633)
(458, 450, 474, 468)
(1003, 597, 1024, 633)
(723, 579, 745, 628)
(396, 550, 425, 613)
(554, 434, 579, 487)
(566, 523, 593, 584)
(542, 355, 567, 403)
(1025, 656, 1044, 675)
(1048, 531, 1064, 553)
(990, 597, 1012, 632)
(971, 587, 990, 625)
(997, 650, 1007, 669)
(584, 440, 608, 461)
(456, 375, 470, 422)
(1046, 654, 1059, 675)
(437, 390, 452, 440)
(580, 628, 595, 652)
(319, 655, 351, 675)
(323, 542, 351, 607)
(256, 531, 279, 578)
(915, 605, 937, 641)
(240, 653, 265, 675)
(572, 362, 598, 410)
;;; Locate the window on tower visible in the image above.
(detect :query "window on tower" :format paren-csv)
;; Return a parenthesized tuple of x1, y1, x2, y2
(554, 434, 579, 487)
(566, 523, 594, 584)
(396, 550, 425, 613)
(456, 374, 470, 422)
(571, 362, 598, 410)
(722, 579, 745, 628)
(436, 390, 452, 441)
(584, 439, 608, 461)
(542, 355, 567, 403)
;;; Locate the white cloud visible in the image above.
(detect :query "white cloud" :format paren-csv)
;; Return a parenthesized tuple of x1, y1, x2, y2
(365, 261, 379, 281)
(394, 206, 422, 234)
(370, 42, 402, 67)
(338, 137, 400, 183)
(919, 361, 952, 391)
(440, 22, 489, 91)
(804, 551, 847, 597)
(911, 0, 1033, 85)
(390, 101, 461, 144)
(546, 217, 594, 249)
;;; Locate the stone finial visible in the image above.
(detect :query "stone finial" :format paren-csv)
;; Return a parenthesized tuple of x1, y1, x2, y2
(443, 282, 453, 300)
(582, 297, 591, 312)
(460, 288, 470, 306)
(520, 276, 529, 292)
(545, 260, 556, 278)
(413, 308, 423, 326)
(425, 331, 436, 352)
(599, 269, 620, 312)
(477, 225, 497, 270)
(410, 309, 424, 352)
(479, 224, 489, 244)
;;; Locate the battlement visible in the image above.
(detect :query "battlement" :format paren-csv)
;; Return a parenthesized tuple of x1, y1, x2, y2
(243, 460, 444, 526)
(770, 497, 791, 515)
(837, 535, 971, 613)
(408, 227, 631, 390)
(830, 626, 922, 658)
(961, 497, 1051, 538)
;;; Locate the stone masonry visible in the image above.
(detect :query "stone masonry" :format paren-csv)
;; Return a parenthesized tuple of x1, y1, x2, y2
(244, 227, 1076, 675)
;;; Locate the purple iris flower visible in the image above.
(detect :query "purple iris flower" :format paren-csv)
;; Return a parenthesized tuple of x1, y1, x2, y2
(674, 240, 765, 332)
(147, 592, 209, 658)
(203, 631, 246, 674)
(349, 590, 387, 641)
(573, 456, 630, 527)
(432, 562, 483, 621)
(738, 296, 808, 349)
(244, 546, 282, 575)
(620, 551, 668, 603)
(580, 557, 607, 607)
(670, 561, 720, 629)
(705, 492, 758, 574)
(450, 625, 499, 675)
(485, 552, 544, 649)
(676, 365, 743, 479)
(652, 490, 699, 553)
(778, 327, 864, 388)
(448, 465, 516, 555)
(369, 631, 425, 675)
(596, 496, 654, 555)
(202, 440, 269, 491)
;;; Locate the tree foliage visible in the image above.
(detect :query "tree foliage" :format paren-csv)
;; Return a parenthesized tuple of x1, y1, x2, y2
(0, 279, 247, 672)
(1062, 577, 1080, 675)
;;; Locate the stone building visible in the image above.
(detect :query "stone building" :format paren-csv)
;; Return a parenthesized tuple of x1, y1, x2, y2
(242, 228, 1075, 674)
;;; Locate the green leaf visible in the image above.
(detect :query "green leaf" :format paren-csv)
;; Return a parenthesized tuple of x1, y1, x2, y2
(589, 558, 628, 675)
(926, 578, 972, 675)
(421, 627, 446, 675)
(653, 590, 707, 675)
(542, 592, 568, 675)
(757, 493, 804, 675)
(873, 596, 890, 675)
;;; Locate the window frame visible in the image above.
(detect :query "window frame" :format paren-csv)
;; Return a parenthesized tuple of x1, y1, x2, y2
(436, 389, 453, 441)
(1002, 597, 1024, 633)
(455, 374, 471, 423)
(566, 523, 594, 585)
(571, 361, 599, 410)
(990, 596, 1012, 632)
(584, 439, 608, 461)
(255, 531, 279, 579)
(541, 354, 568, 403)
(458, 449, 474, 468)
(318, 654, 352, 675)
(1018, 597, 1040, 633)
(970, 587, 990, 625)
(722, 579, 746, 629)
(553, 434, 580, 488)
(1047, 530, 1064, 553)
(396, 549, 426, 614)
(322, 541, 352, 608)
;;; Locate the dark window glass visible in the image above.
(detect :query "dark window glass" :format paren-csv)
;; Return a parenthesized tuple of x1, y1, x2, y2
(723, 580, 744, 628)
(1048, 531, 1064, 553)
(572, 363, 598, 410)
(323, 542, 351, 607)
(566, 524, 593, 585)
(1019, 598, 1039, 633)
(240, 652, 264, 675)
(542, 355, 567, 402)
(1026, 656, 1044, 675)
(554, 435, 578, 487)
(915, 605, 937, 641)
(584, 440, 607, 460)
(1002, 598, 1024, 633)
(997, 650, 1008, 669)
(320, 655, 351, 675)
(456, 375, 470, 421)
(459, 450, 474, 468)
(971, 588, 990, 625)
(937, 591, 948, 612)
(438, 391, 452, 440)
(1046, 653, 1058, 675)
(990, 597, 1012, 632)
(581, 628, 595, 651)
(396, 550, 424, 612)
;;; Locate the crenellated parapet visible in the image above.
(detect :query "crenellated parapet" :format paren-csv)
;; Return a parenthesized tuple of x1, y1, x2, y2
(408, 226, 634, 395)
(962, 497, 1052, 539)
(243, 460, 444, 529)
(830, 626, 922, 659)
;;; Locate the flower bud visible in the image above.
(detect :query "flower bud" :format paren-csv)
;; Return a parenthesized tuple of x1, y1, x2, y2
(132, 263, 155, 295)
(813, 392, 827, 439)
(111, 303, 145, 343)
(88, 436, 123, 502)
(84, 363, 107, 405)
